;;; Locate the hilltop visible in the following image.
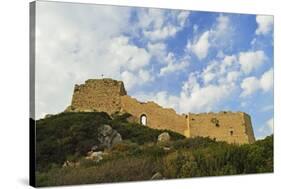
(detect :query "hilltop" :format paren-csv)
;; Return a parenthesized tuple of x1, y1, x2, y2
(35, 112, 273, 187)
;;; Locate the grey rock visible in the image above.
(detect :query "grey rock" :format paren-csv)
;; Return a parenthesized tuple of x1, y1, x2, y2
(158, 132, 170, 143)
(111, 132, 122, 146)
(99, 124, 113, 136)
(85, 151, 104, 162)
(97, 124, 122, 149)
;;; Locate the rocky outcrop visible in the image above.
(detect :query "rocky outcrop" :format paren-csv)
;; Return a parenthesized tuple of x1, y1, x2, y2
(97, 124, 122, 149)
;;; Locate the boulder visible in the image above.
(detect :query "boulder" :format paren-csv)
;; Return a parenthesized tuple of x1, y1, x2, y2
(99, 124, 113, 137)
(158, 132, 170, 143)
(85, 151, 104, 162)
(98, 124, 122, 149)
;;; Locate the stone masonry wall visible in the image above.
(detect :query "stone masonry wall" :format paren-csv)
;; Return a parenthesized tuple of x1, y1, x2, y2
(120, 95, 188, 135)
(65, 79, 256, 144)
(66, 79, 127, 114)
(188, 112, 255, 144)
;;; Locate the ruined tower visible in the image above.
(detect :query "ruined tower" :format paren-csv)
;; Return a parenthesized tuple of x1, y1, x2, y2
(66, 78, 127, 114)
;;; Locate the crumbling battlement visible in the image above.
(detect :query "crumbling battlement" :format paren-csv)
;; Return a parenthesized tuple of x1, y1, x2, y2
(66, 78, 255, 144)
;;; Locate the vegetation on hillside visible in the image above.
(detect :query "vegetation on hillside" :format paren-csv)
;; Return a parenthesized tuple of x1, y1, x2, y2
(35, 112, 273, 187)
(36, 112, 184, 172)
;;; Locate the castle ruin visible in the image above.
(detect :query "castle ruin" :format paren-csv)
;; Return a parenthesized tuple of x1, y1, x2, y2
(65, 78, 255, 144)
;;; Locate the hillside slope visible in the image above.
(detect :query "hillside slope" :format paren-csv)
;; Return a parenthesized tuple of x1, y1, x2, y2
(35, 112, 273, 187)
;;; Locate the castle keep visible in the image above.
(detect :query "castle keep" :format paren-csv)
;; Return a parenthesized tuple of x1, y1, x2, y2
(66, 78, 255, 144)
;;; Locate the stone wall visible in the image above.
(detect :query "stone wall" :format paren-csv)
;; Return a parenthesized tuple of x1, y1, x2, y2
(120, 95, 188, 135)
(65, 78, 256, 144)
(66, 79, 127, 114)
(188, 112, 255, 144)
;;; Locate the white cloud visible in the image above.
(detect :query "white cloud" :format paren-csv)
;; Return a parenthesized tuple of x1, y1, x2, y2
(121, 69, 154, 91)
(241, 68, 273, 97)
(35, 3, 155, 118)
(201, 55, 239, 85)
(187, 15, 233, 60)
(147, 42, 190, 76)
(159, 52, 189, 76)
(226, 71, 240, 83)
(260, 68, 274, 91)
(160, 61, 188, 76)
(255, 15, 273, 35)
(147, 42, 167, 61)
(178, 71, 236, 113)
(239, 50, 267, 74)
(211, 15, 232, 41)
(240, 77, 261, 97)
(108, 36, 151, 72)
(137, 9, 190, 41)
(121, 71, 138, 90)
(143, 26, 178, 42)
(187, 31, 210, 60)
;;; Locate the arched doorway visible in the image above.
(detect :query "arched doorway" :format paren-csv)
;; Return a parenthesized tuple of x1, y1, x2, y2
(140, 114, 147, 126)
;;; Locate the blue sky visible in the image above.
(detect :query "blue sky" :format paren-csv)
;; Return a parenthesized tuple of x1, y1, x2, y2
(36, 1, 273, 139)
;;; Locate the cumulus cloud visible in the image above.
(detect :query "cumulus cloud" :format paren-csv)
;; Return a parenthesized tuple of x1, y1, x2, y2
(240, 77, 261, 97)
(35, 2, 156, 118)
(35, 2, 192, 119)
(136, 9, 190, 41)
(121, 69, 154, 90)
(186, 15, 233, 60)
(255, 15, 273, 35)
(239, 50, 267, 74)
(147, 42, 190, 77)
(159, 61, 189, 76)
(260, 68, 274, 91)
(201, 55, 240, 85)
(137, 53, 240, 113)
(240, 68, 273, 97)
(147, 42, 167, 61)
(187, 31, 210, 60)
(108, 36, 151, 72)
(159, 52, 189, 76)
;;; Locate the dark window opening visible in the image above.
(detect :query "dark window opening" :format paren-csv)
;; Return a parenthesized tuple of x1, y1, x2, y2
(230, 130, 234, 136)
